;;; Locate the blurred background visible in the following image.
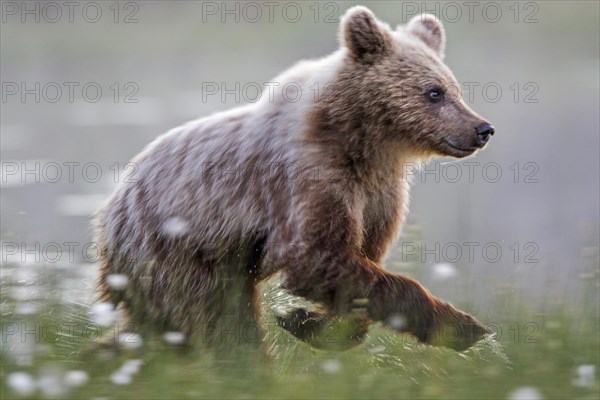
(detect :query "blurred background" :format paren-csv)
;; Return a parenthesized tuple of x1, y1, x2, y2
(2, 0, 598, 308)
(1, 1, 598, 399)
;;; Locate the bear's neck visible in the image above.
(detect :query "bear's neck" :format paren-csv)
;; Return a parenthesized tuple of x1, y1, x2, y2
(306, 67, 418, 190)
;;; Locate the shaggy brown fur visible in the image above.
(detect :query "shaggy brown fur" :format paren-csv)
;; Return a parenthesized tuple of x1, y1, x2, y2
(94, 6, 493, 354)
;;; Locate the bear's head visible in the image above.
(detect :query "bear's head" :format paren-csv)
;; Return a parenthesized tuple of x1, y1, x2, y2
(336, 6, 494, 159)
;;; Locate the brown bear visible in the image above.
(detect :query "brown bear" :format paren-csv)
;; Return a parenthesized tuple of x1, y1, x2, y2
(94, 6, 494, 354)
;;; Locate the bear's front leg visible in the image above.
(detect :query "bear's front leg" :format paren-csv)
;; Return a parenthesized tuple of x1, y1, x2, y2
(366, 271, 491, 351)
(279, 192, 490, 351)
(282, 267, 490, 351)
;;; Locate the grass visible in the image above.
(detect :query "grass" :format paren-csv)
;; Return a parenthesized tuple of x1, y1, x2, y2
(0, 260, 598, 400)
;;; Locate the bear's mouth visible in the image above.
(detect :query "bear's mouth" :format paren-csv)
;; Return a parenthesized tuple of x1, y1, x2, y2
(442, 139, 478, 157)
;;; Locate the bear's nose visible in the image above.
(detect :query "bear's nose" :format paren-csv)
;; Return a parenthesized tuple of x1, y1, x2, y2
(475, 123, 495, 145)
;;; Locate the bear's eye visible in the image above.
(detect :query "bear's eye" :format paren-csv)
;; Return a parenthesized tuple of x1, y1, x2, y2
(427, 88, 444, 103)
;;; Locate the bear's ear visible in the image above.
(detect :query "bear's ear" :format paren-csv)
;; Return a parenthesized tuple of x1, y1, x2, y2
(341, 6, 391, 62)
(406, 14, 446, 58)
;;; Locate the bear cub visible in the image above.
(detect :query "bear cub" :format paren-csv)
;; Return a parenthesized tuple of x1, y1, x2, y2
(95, 6, 494, 353)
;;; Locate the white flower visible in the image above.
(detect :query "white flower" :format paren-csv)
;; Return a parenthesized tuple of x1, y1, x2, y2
(577, 364, 595, 378)
(117, 333, 143, 350)
(120, 359, 143, 375)
(162, 217, 189, 237)
(573, 364, 596, 387)
(37, 370, 66, 398)
(432, 263, 457, 280)
(7, 372, 36, 396)
(110, 371, 132, 385)
(386, 314, 406, 330)
(64, 370, 89, 387)
(106, 274, 128, 290)
(14, 302, 38, 315)
(321, 359, 341, 374)
(163, 331, 186, 345)
(89, 302, 116, 326)
(508, 386, 543, 400)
